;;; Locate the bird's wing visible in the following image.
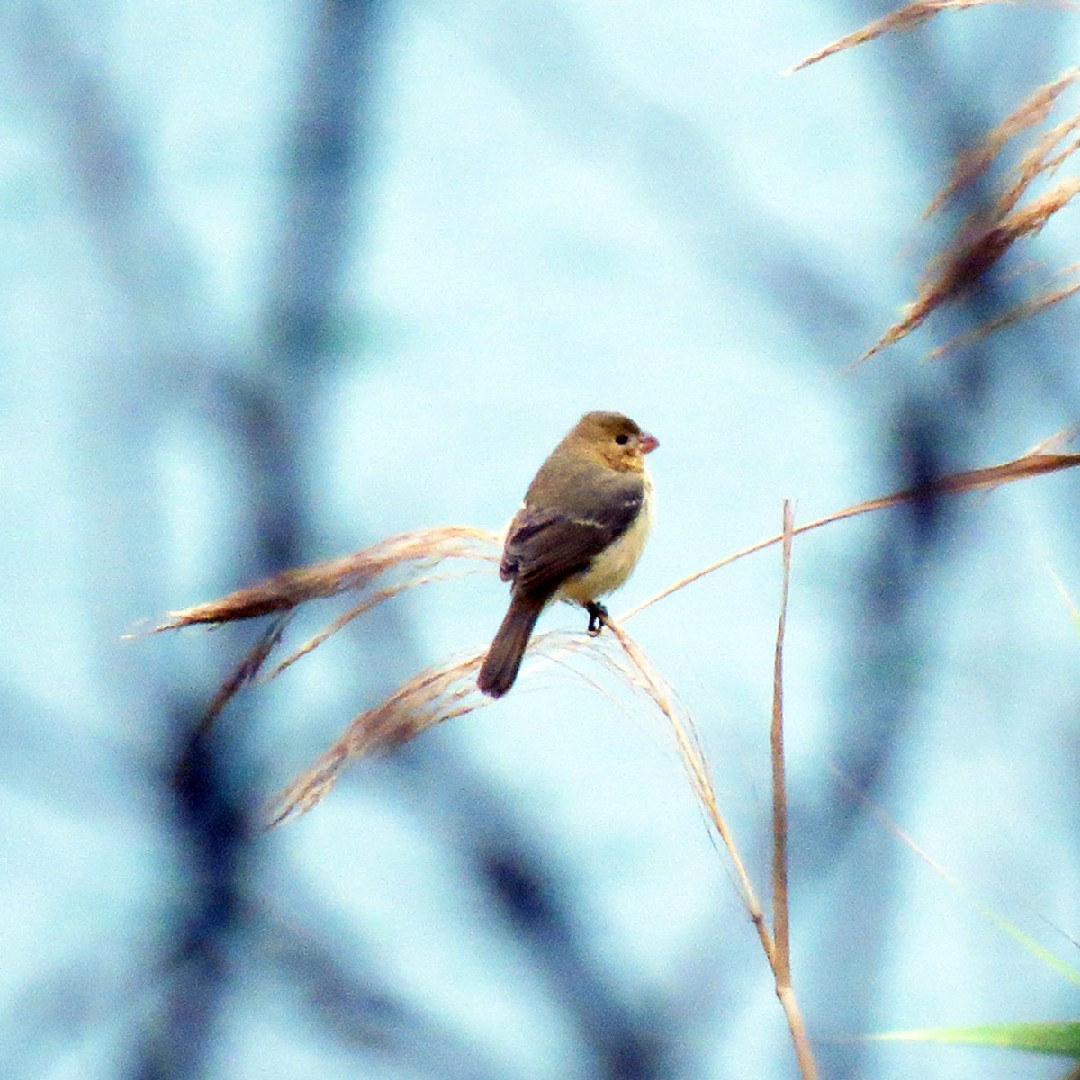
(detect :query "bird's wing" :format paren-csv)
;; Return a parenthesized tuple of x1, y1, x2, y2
(500, 486, 644, 595)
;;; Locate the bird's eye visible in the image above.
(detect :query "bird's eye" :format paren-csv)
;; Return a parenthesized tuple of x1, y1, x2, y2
(615, 434, 629, 445)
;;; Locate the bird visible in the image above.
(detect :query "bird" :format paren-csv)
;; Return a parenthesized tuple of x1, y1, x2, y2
(477, 410, 659, 698)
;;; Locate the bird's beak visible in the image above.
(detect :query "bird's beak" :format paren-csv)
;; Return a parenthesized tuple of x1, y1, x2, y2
(639, 432, 659, 454)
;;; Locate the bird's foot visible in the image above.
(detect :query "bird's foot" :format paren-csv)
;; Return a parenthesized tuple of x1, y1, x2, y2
(585, 601, 609, 636)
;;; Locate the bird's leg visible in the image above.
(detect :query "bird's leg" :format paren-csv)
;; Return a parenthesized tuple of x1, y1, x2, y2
(585, 601, 609, 636)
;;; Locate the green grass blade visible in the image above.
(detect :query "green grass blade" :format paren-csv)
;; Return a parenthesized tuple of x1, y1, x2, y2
(871, 1021, 1080, 1057)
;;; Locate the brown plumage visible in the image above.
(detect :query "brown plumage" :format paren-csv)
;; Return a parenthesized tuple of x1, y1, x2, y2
(477, 411, 658, 698)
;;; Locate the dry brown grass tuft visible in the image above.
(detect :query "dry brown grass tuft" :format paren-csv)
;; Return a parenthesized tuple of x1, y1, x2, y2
(790, 6, 1080, 361)
(269, 644, 491, 825)
(146, 443, 1080, 829)
(883, 176, 1080, 359)
(268, 620, 704, 825)
(923, 70, 1080, 219)
(997, 109, 1080, 214)
(143, 442, 1080, 818)
(928, 266, 1080, 358)
(199, 614, 294, 736)
(136, 526, 499, 728)
(268, 625, 691, 826)
(785, 0, 1053, 75)
(860, 176, 1080, 362)
(148, 526, 500, 630)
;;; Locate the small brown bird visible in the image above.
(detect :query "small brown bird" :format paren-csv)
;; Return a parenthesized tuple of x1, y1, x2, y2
(477, 411, 659, 698)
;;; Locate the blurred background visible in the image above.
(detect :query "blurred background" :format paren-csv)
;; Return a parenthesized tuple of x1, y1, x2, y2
(3, 1, 1080, 1078)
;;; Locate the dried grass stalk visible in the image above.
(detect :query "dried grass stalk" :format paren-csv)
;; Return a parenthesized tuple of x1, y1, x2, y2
(860, 177, 1080, 361)
(766, 503, 819, 1080)
(770, 503, 794, 987)
(149, 441, 1080, 834)
(140, 525, 499, 726)
(872, 68, 1080, 360)
(924, 69, 1080, 218)
(928, 271, 1080, 358)
(786, 0, 1038, 75)
(994, 107, 1080, 217)
(790, 14, 1080, 360)
(149, 526, 500, 630)
(269, 646, 490, 825)
(268, 623, 687, 826)
(608, 511, 819, 1078)
(624, 442, 1080, 619)
(268, 625, 657, 825)
(602, 622, 732, 856)
(265, 567, 477, 680)
(198, 614, 293, 736)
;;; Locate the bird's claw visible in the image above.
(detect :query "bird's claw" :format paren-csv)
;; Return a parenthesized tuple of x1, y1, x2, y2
(585, 601, 608, 636)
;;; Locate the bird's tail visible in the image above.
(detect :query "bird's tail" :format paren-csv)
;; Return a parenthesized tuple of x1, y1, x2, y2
(478, 593, 546, 698)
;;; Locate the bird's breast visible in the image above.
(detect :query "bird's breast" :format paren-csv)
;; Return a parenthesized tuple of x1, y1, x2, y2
(556, 473, 653, 604)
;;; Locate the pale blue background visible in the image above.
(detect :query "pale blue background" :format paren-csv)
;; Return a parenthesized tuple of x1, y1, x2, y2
(3, 2, 1080, 1078)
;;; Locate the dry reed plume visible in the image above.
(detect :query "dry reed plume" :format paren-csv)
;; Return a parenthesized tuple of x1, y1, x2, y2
(140, 525, 499, 734)
(787, 1, 1071, 75)
(143, 441, 1080, 1080)
(151, 525, 500, 630)
(859, 176, 1080, 361)
(791, 6, 1080, 360)
(923, 68, 1080, 219)
(144, 442, 1080, 821)
(268, 642, 490, 824)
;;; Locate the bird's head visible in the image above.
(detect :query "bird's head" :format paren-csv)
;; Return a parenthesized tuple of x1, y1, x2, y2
(569, 411, 659, 472)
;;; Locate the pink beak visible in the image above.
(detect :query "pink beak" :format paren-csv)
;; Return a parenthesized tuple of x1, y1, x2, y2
(639, 431, 659, 454)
